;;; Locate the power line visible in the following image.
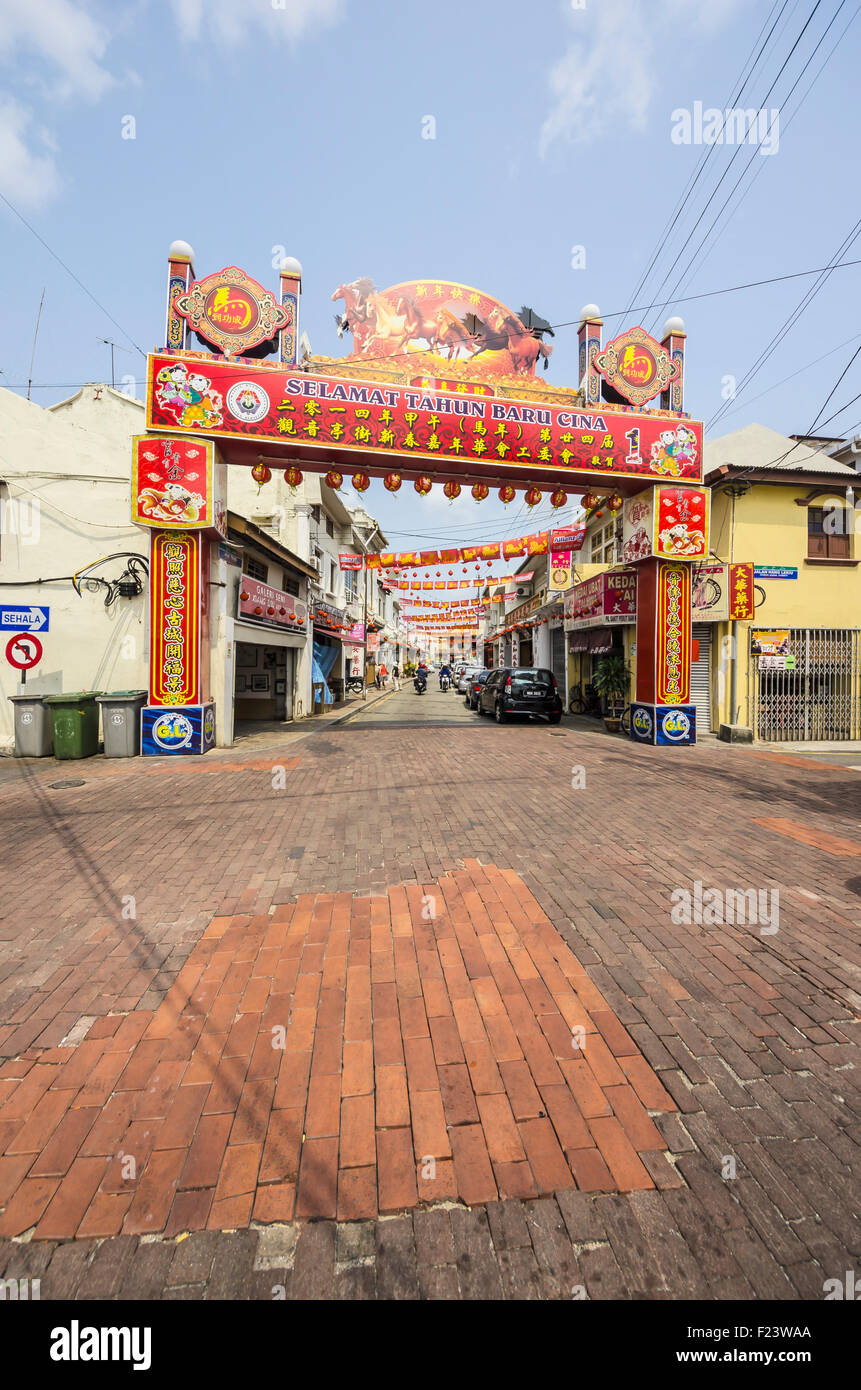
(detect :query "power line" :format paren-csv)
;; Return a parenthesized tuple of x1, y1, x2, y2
(647, 0, 853, 334)
(621, 0, 792, 322)
(0, 190, 146, 358)
(641, 0, 830, 330)
(708, 216, 861, 429)
(673, 1, 861, 305)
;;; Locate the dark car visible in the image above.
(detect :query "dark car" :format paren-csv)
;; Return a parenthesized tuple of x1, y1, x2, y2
(464, 669, 491, 709)
(477, 667, 563, 724)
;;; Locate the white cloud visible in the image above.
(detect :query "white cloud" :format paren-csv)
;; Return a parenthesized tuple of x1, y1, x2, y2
(0, 96, 60, 205)
(174, 0, 344, 45)
(0, 0, 113, 100)
(539, 0, 741, 156)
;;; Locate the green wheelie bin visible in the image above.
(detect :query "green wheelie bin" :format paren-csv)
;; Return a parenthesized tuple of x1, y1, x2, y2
(43, 692, 103, 760)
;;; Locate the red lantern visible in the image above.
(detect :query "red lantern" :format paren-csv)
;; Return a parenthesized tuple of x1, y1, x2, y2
(524, 487, 542, 509)
(325, 470, 343, 490)
(284, 466, 303, 489)
(443, 481, 461, 501)
(550, 488, 567, 509)
(384, 472, 402, 493)
(498, 485, 516, 505)
(251, 463, 271, 489)
(582, 491, 597, 511)
(352, 472, 370, 492)
(240, 591, 249, 601)
(471, 482, 489, 503)
(414, 475, 433, 495)
(609, 492, 623, 512)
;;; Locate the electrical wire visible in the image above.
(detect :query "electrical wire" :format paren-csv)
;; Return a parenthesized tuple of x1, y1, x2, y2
(648, 0, 855, 335)
(0, 190, 146, 359)
(620, 0, 793, 322)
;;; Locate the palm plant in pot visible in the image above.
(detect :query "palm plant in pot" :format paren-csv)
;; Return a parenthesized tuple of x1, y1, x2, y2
(591, 651, 631, 733)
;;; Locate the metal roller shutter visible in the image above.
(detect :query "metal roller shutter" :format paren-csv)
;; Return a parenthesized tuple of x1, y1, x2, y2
(691, 623, 712, 732)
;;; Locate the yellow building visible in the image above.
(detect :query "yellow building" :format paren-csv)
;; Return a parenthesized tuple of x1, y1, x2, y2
(567, 423, 860, 742)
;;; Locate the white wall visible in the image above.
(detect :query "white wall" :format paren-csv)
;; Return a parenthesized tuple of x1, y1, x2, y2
(0, 386, 149, 749)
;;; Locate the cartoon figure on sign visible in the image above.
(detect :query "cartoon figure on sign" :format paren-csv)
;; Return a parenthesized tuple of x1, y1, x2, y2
(155, 364, 191, 417)
(137, 481, 205, 524)
(650, 425, 698, 477)
(180, 374, 222, 428)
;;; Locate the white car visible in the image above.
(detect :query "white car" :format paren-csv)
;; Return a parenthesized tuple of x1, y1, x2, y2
(457, 666, 484, 694)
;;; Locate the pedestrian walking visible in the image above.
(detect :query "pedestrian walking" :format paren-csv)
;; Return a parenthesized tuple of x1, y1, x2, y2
(379, 661, 388, 689)
(392, 663, 400, 690)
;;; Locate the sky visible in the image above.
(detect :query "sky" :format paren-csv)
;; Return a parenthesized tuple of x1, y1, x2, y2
(1, 0, 860, 550)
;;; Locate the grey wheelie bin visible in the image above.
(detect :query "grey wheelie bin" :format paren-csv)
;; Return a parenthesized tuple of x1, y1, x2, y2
(96, 691, 148, 758)
(8, 694, 54, 757)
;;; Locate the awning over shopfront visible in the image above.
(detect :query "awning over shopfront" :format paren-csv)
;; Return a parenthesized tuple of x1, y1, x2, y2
(569, 628, 615, 653)
(234, 620, 306, 649)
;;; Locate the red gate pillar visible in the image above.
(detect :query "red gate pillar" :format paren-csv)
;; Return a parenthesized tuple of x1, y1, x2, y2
(631, 557, 695, 745)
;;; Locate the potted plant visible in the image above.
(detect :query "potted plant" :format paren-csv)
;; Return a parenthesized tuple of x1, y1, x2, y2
(591, 651, 631, 733)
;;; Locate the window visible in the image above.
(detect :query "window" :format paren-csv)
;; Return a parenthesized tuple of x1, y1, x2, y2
(325, 514, 334, 538)
(245, 557, 267, 582)
(590, 522, 617, 564)
(282, 573, 300, 597)
(330, 561, 338, 593)
(808, 506, 850, 559)
(345, 572, 358, 603)
(310, 505, 322, 525)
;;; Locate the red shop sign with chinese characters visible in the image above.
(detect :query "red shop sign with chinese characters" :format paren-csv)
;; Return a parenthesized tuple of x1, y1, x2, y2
(728, 562, 755, 620)
(147, 353, 703, 486)
(237, 576, 307, 631)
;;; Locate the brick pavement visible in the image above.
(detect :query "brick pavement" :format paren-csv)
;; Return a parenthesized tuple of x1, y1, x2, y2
(0, 691, 859, 1297)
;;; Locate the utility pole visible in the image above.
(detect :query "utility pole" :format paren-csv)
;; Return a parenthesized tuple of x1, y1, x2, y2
(97, 336, 131, 389)
(27, 289, 45, 401)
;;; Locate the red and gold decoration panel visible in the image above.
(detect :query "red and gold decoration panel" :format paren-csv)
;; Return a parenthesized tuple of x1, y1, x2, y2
(149, 531, 201, 707)
(593, 327, 680, 408)
(173, 267, 292, 358)
(132, 436, 226, 537)
(622, 485, 710, 564)
(146, 354, 702, 487)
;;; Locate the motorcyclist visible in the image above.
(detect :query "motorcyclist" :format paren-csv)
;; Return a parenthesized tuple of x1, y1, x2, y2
(439, 662, 452, 691)
(414, 661, 429, 692)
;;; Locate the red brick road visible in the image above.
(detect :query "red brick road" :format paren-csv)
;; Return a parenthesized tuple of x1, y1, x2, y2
(0, 695, 859, 1297)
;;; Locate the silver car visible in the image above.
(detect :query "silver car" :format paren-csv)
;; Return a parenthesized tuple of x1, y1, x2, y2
(456, 665, 482, 693)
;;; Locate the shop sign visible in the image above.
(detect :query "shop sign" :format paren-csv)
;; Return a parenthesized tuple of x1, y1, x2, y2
(564, 570, 636, 629)
(754, 565, 797, 580)
(507, 591, 546, 627)
(313, 601, 348, 633)
(728, 562, 755, 620)
(751, 629, 790, 655)
(132, 435, 227, 537)
(150, 531, 201, 706)
(692, 563, 727, 621)
(339, 554, 364, 570)
(148, 352, 703, 486)
(550, 524, 586, 553)
(237, 576, 307, 631)
(656, 561, 690, 705)
(621, 485, 709, 564)
(592, 326, 680, 408)
(173, 267, 292, 358)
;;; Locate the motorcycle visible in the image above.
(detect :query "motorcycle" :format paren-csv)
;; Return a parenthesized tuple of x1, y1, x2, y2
(413, 674, 427, 694)
(439, 673, 450, 692)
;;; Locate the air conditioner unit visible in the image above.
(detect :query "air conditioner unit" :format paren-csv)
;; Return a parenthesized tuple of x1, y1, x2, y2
(516, 586, 528, 597)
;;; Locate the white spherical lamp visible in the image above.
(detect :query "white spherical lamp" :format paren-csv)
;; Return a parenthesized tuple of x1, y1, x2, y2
(280, 256, 303, 278)
(579, 303, 601, 323)
(662, 316, 686, 337)
(168, 240, 196, 263)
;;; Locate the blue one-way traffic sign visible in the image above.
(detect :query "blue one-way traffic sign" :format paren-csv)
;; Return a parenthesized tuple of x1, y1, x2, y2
(0, 605, 49, 632)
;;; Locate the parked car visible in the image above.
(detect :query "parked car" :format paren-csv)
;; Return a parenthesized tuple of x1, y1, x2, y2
(476, 667, 563, 724)
(457, 665, 484, 694)
(464, 669, 492, 708)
